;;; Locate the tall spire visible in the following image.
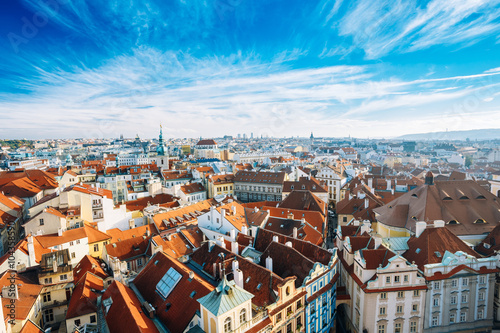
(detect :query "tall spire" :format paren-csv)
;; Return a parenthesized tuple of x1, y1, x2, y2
(157, 125, 165, 156)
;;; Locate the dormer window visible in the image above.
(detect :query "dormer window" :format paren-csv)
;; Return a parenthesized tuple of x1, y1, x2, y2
(448, 220, 459, 225)
(475, 219, 486, 224)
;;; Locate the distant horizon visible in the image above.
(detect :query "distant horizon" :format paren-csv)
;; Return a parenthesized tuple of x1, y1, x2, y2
(2, 127, 500, 142)
(2, 1, 500, 138)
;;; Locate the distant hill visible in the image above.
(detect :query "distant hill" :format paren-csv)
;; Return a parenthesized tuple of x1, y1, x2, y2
(395, 129, 500, 141)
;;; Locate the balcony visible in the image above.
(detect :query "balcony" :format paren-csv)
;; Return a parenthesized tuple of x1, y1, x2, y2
(42, 299, 69, 310)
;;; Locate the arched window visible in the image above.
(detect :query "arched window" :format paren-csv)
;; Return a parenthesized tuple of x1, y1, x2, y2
(224, 317, 232, 333)
(240, 308, 247, 324)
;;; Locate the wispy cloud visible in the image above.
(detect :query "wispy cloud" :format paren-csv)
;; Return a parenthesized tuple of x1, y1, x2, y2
(320, 0, 500, 58)
(1, 47, 500, 139)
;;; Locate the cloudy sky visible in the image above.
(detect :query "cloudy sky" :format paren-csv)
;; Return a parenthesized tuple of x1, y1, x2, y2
(1, 0, 500, 139)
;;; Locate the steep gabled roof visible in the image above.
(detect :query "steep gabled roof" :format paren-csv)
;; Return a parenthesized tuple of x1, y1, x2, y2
(66, 272, 104, 319)
(102, 281, 159, 333)
(133, 252, 214, 333)
(403, 226, 480, 271)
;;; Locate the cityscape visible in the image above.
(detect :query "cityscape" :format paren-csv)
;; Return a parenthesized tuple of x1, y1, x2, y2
(2, 1, 500, 333)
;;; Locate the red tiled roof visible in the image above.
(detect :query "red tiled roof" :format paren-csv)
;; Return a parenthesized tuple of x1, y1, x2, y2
(102, 281, 159, 333)
(105, 236, 151, 261)
(0, 271, 43, 320)
(133, 252, 214, 333)
(19, 320, 44, 333)
(66, 272, 104, 319)
(73, 255, 109, 283)
(180, 183, 205, 195)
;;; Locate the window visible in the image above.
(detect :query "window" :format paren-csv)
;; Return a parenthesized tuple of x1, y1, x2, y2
(434, 281, 440, 289)
(42, 292, 51, 303)
(44, 309, 54, 322)
(433, 298, 439, 307)
(478, 309, 484, 319)
(297, 300, 302, 308)
(451, 279, 457, 287)
(378, 324, 385, 333)
(413, 290, 420, 297)
(397, 291, 404, 298)
(70, 241, 74, 246)
(396, 305, 403, 314)
(287, 323, 292, 333)
(432, 316, 438, 326)
(44, 278, 52, 284)
(39, 218, 44, 225)
(94, 244, 99, 252)
(479, 292, 485, 301)
(90, 315, 96, 323)
(404, 275, 409, 282)
(395, 275, 400, 283)
(76, 239, 80, 244)
(75, 319, 81, 327)
(395, 323, 401, 333)
(60, 274, 67, 281)
(137, 258, 143, 266)
(479, 276, 486, 284)
(386, 276, 391, 284)
(224, 317, 232, 333)
(450, 295, 457, 305)
(410, 321, 417, 332)
(277, 312, 282, 322)
(412, 304, 418, 312)
(71, 252, 75, 258)
(461, 294, 468, 303)
(156, 267, 182, 298)
(379, 307, 386, 315)
(296, 316, 302, 327)
(460, 312, 466, 322)
(462, 278, 469, 286)
(380, 292, 387, 299)
(240, 308, 247, 324)
(450, 313, 455, 323)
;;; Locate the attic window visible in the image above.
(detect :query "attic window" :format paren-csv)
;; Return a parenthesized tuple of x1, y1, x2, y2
(257, 283, 262, 290)
(190, 291, 197, 298)
(443, 197, 452, 201)
(459, 196, 469, 200)
(476, 195, 486, 200)
(165, 303, 172, 311)
(411, 216, 417, 220)
(434, 251, 442, 258)
(411, 194, 418, 198)
(415, 248, 421, 254)
(475, 219, 486, 224)
(154, 260, 159, 265)
(448, 220, 459, 225)
(245, 277, 251, 283)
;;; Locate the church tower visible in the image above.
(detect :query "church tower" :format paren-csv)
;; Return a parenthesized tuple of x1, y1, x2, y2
(156, 125, 169, 170)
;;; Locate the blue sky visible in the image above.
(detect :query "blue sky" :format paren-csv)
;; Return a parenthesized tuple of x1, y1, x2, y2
(1, 0, 500, 139)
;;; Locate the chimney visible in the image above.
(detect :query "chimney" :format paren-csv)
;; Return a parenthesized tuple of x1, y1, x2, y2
(364, 198, 369, 209)
(265, 256, 273, 272)
(272, 236, 279, 242)
(293, 227, 298, 238)
(386, 179, 391, 191)
(348, 193, 353, 200)
(52, 254, 58, 273)
(216, 236, 226, 249)
(232, 259, 239, 272)
(287, 212, 294, 220)
(27, 236, 36, 267)
(415, 221, 427, 238)
(373, 237, 382, 249)
(221, 208, 226, 218)
(129, 219, 135, 229)
(241, 226, 248, 235)
(146, 229, 150, 237)
(285, 241, 292, 247)
(2, 285, 19, 300)
(425, 171, 434, 185)
(234, 269, 244, 289)
(367, 177, 373, 189)
(189, 271, 195, 279)
(254, 207, 259, 213)
(353, 220, 360, 226)
(391, 188, 394, 195)
(434, 220, 445, 228)
(231, 241, 239, 255)
(232, 205, 237, 215)
(57, 228, 63, 237)
(229, 229, 236, 241)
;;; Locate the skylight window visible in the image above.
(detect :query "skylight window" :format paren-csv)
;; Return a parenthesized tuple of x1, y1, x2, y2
(257, 283, 262, 290)
(156, 267, 182, 299)
(434, 251, 441, 258)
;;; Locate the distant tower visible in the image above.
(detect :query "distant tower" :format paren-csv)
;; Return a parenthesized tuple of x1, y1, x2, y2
(156, 125, 169, 170)
(310, 132, 314, 146)
(65, 154, 74, 166)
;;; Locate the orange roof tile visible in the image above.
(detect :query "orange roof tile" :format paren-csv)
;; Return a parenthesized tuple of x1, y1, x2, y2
(66, 272, 104, 319)
(102, 281, 159, 333)
(73, 255, 109, 283)
(0, 271, 42, 320)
